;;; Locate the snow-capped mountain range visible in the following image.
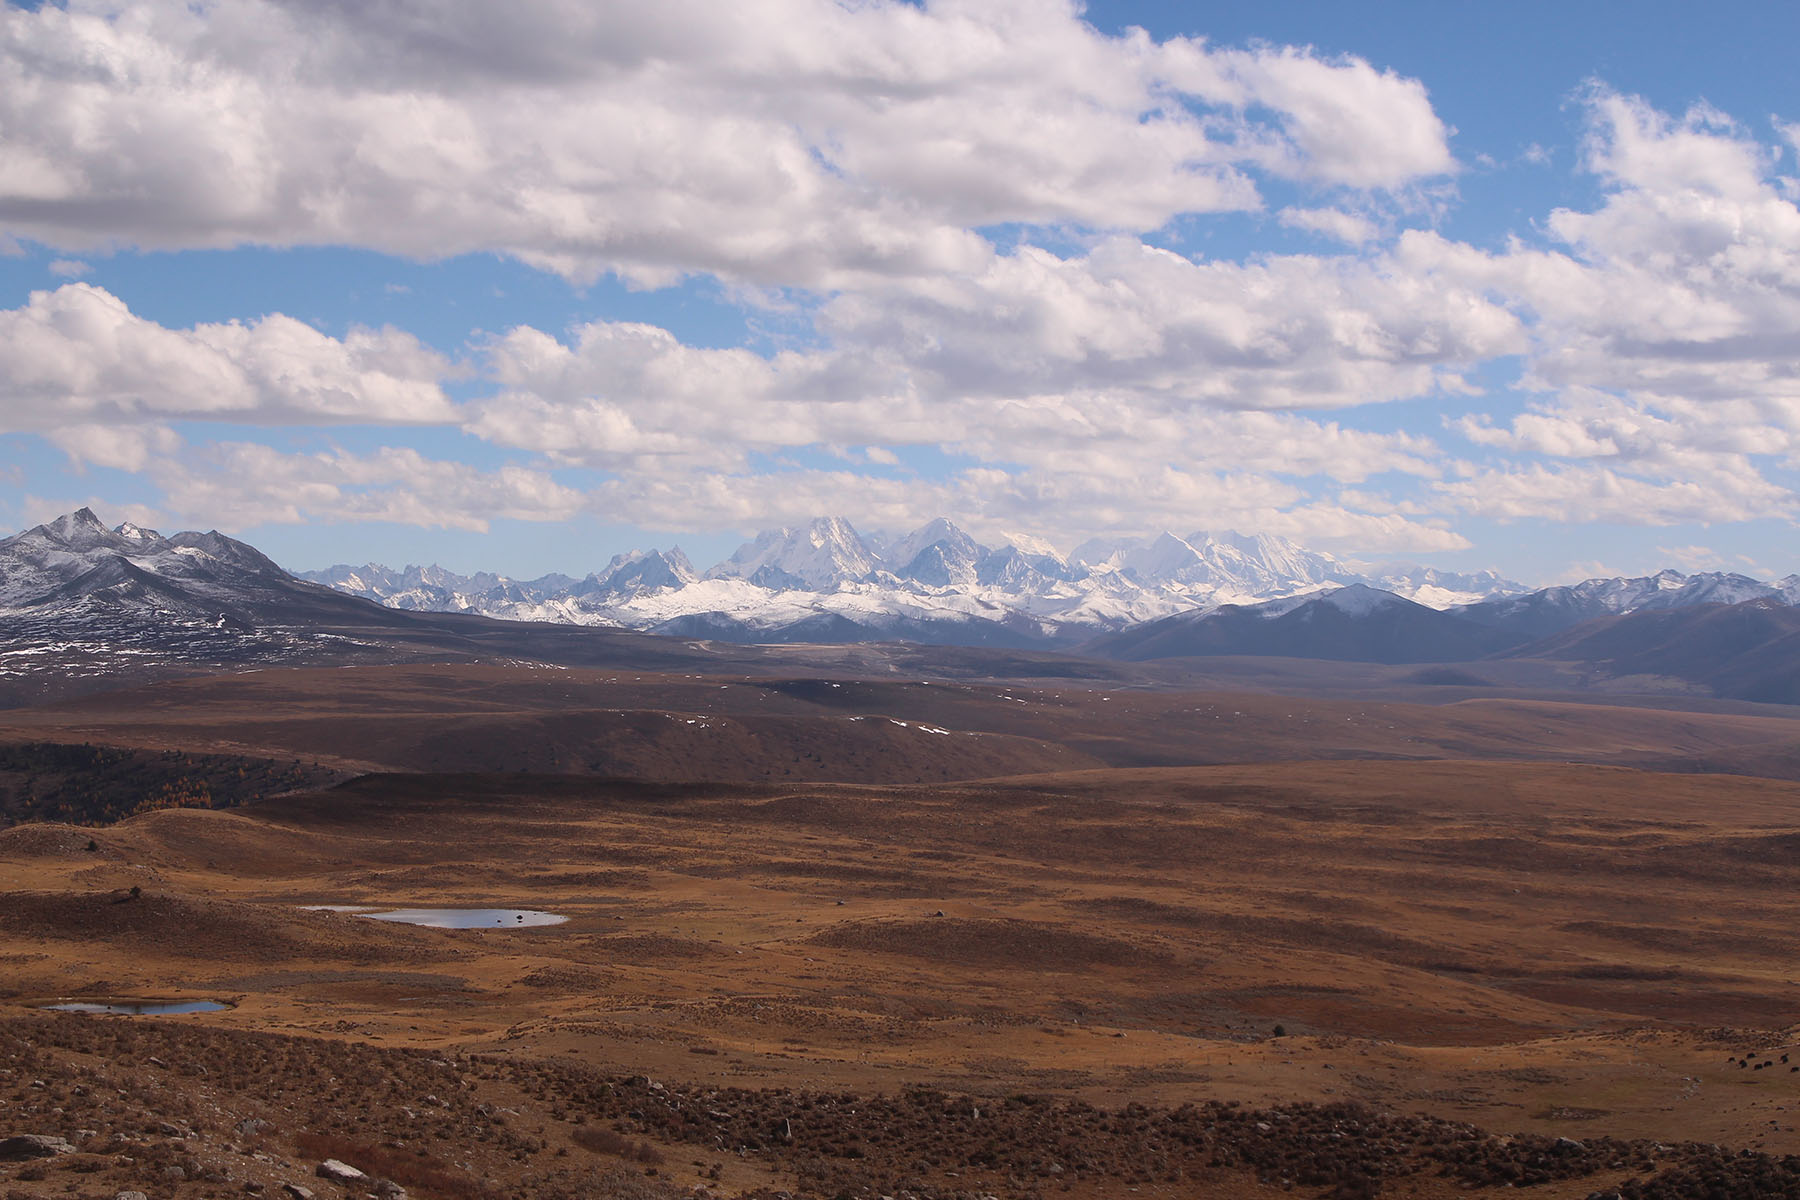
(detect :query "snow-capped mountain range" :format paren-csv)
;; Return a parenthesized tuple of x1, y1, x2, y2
(0, 507, 349, 626)
(6, 510, 1796, 666)
(299, 515, 1531, 646)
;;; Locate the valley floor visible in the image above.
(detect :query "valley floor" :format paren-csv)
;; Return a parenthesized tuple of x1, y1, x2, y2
(5, 760, 1800, 1197)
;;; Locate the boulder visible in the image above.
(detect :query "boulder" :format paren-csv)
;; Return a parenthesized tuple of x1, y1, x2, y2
(281, 1185, 316, 1200)
(0, 1133, 78, 1160)
(316, 1158, 369, 1185)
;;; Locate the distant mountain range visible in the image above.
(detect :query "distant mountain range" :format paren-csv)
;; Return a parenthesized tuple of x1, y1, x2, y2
(301, 515, 1529, 647)
(3, 509, 1798, 704)
(0, 509, 752, 703)
(1098, 568, 1800, 659)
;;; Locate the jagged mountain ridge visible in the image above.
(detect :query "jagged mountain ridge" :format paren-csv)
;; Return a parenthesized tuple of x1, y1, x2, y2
(1082, 576, 1800, 701)
(0, 508, 392, 628)
(0, 509, 783, 705)
(302, 515, 1532, 644)
(1458, 568, 1800, 639)
(1088, 583, 1530, 664)
(4, 509, 1798, 703)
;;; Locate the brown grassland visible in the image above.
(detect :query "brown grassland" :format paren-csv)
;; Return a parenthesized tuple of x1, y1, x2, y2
(3, 664, 1800, 1198)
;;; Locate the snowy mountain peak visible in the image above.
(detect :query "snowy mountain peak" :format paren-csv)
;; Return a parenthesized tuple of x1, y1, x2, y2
(883, 517, 984, 587)
(707, 516, 878, 591)
(1069, 531, 1201, 580)
(37, 507, 117, 550)
(590, 547, 698, 595)
(0, 508, 362, 624)
(1315, 583, 1410, 617)
(1067, 528, 1358, 598)
(996, 531, 1066, 565)
(1122, 532, 1205, 582)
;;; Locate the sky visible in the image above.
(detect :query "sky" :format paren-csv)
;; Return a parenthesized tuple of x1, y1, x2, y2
(2, 0, 1798, 586)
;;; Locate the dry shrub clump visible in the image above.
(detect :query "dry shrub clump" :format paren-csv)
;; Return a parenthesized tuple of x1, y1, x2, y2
(571, 1124, 665, 1165)
(293, 1130, 504, 1200)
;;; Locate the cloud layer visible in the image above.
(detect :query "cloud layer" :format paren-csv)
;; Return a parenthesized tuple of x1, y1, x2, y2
(2, 2, 1797, 568)
(0, 0, 1450, 287)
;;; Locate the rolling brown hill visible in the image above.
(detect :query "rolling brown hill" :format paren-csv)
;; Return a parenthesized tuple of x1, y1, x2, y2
(4, 661, 1799, 783)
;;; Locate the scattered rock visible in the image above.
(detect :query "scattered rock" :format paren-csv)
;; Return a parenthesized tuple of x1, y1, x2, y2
(113, 1192, 149, 1200)
(0, 1133, 77, 1160)
(281, 1185, 315, 1200)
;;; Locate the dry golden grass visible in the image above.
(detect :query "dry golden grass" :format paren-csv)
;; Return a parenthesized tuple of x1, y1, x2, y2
(5, 664, 1800, 1197)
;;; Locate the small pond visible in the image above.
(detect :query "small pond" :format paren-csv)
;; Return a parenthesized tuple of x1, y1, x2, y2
(43, 999, 232, 1015)
(308, 905, 569, 928)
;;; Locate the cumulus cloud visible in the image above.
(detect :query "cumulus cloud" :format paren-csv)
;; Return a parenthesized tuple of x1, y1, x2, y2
(1278, 207, 1379, 245)
(46, 422, 183, 472)
(0, 0, 1454, 287)
(1437, 462, 1794, 526)
(6, 47, 1799, 563)
(464, 299, 1457, 487)
(1657, 544, 1732, 571)
(583, 463, 1466, 555)
(819, 237, 1524, 410)
(1405, 89, 1800, 533)
(150, 443, 583, 531)
(0, 284, 455, 429)
(1412, 90, 1800, 410)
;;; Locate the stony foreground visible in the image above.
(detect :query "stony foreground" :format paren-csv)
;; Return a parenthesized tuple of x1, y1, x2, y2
(4, 1014, 1800, 1200)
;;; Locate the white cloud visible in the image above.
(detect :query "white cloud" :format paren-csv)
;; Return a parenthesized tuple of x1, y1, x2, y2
(6, 69, 1799, 561)
(1408, 89, 1800, 534)
(584, 464, 1466, 555)
(465, 296, 1458, 487)
(151, 443, 583, 531)
(0, 0, 1455, 288)
(46, 258, 89, 278)
(1657, 544, 1731, 571)
(46, 423, 183, 472)
(1195, 43, 1454, 188)
(0, 284, 455, 429)
(1277, 207, 1379, 245)
(1437, 461, 1794, 526)
(1414, 91, 1800, 411)
(820, 237, 1525, 410)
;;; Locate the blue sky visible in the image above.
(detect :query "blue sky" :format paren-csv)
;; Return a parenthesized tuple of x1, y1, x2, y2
(2, 0, 1798, 585)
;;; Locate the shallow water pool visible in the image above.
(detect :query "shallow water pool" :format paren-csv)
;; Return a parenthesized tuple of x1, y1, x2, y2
(354, 907, 568, 928)
(44, 999, 232, 1015)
